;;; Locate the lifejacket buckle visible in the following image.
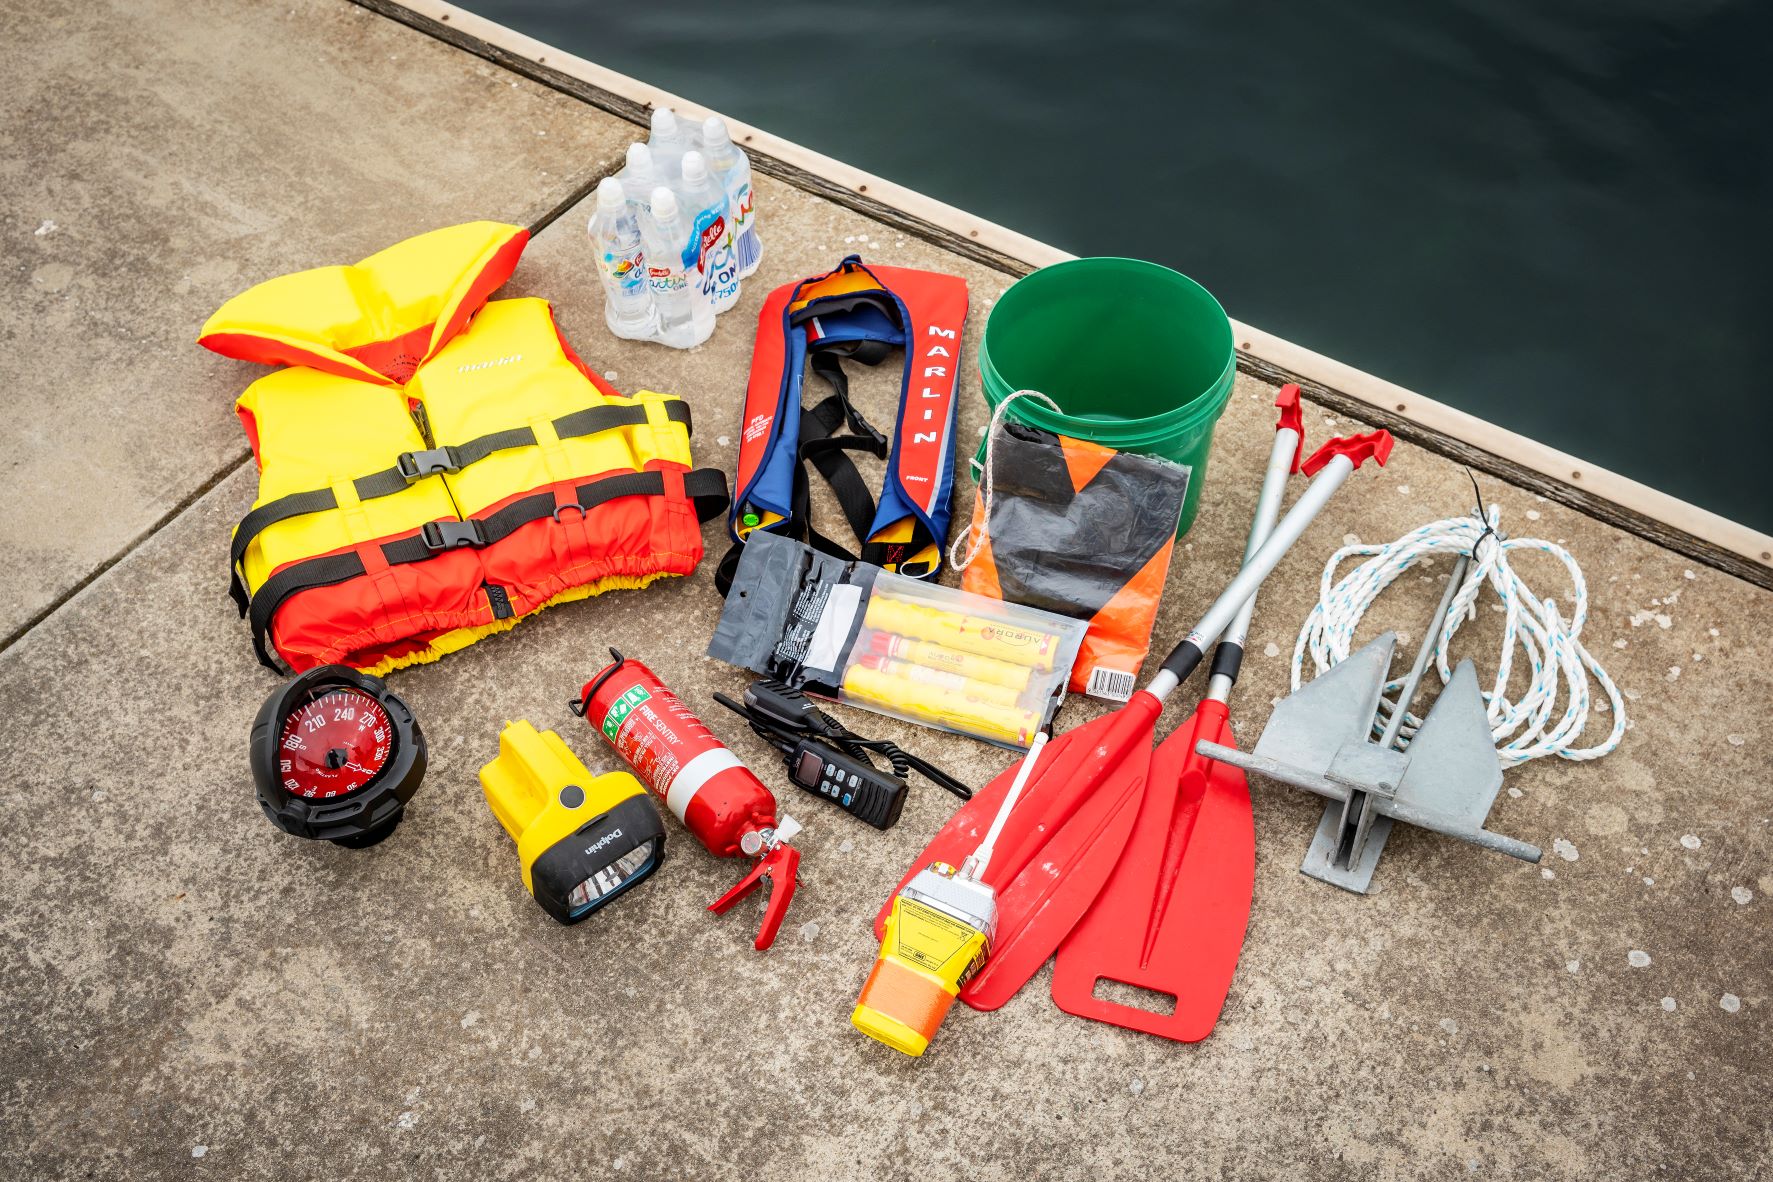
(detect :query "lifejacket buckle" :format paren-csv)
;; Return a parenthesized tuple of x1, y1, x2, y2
(397, 446, 463, 483)
(420, 518, 487, 551)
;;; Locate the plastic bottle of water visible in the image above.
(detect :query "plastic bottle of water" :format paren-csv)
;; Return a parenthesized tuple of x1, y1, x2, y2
(642, 185, 714, 349)
(679, 150, 741, 314)
(703, 116, 762, 279)
(620, 142, 660, 209)
(588, 177, 657, 341)
(647, 107, 693, 178)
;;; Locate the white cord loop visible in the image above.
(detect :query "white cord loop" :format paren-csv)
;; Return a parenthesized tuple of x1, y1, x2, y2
(1291, 505, 1627, 767)
(950, 389, 1060, 573)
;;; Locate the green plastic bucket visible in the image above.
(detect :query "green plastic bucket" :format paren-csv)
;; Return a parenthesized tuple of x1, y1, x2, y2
(978, 257, 1236, 536)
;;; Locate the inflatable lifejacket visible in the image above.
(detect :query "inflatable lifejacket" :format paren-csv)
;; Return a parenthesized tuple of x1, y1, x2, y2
(724, 256, 967, 588)
(201, 221, 728, 675)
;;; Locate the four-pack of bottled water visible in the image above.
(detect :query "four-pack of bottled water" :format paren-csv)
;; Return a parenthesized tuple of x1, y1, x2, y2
(589, 108, 764, 349)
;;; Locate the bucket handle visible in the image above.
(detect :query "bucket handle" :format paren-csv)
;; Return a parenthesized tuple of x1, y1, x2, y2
(949, 389, 1061, 573)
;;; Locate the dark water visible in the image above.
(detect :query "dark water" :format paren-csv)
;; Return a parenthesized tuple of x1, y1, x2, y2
(471, 0, 1771, 533)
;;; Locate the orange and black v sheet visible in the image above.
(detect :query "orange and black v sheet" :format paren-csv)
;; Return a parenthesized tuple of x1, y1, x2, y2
(961, 424, 1189, 700)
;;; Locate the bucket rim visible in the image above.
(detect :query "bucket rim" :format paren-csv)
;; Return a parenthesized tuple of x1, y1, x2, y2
(985, 367, 1237, 447)
(979, 256, 1236, 442)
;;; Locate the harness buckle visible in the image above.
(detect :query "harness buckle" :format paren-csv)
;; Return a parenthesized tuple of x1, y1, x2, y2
(397, 446, 462, 482)
(420, 519, 486, 551)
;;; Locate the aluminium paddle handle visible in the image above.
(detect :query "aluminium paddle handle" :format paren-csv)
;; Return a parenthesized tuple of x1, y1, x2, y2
(1206, 386, 1305, 702)
(1151, 429, 1393, 700)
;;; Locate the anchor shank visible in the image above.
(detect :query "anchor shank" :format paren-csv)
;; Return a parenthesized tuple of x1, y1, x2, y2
(1381, 553, 1472, 750)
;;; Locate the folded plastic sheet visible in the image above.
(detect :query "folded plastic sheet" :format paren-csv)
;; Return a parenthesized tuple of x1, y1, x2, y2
(960, 423, 1188, 700)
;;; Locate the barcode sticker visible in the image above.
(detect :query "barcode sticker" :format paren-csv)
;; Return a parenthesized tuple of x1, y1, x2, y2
(1085, 666, 1136, 702)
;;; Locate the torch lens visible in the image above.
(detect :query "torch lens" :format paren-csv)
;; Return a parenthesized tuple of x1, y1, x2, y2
(565, 841, 660, 915)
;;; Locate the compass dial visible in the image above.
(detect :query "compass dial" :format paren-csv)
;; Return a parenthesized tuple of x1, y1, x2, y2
(274, 687, 394, 800)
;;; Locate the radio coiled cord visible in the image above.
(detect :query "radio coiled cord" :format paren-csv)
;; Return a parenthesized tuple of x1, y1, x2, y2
(715, 680, 973, 801)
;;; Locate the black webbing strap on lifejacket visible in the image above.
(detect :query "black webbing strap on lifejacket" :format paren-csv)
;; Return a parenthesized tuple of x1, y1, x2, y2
(228, 400, 694, 614)
(246, 466, 729, 671)
(796, 358, 887, 553)
(713, 328, 898, 596)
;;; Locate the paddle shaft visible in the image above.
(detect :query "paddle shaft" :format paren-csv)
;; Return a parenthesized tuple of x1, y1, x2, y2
(1204, 420, 1300, 704)
(1149, 451, 1362, 704)
(1135, 421, 1294, 963)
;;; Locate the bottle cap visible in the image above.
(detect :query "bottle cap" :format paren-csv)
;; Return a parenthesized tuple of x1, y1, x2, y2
(625, 141, 654, 178)
(595, 176, 625, 212)
(649, 106, 677, 138)
(650, 186, 679, 220)
(681, 150, 708, 184)
(702, 115, 731, 146)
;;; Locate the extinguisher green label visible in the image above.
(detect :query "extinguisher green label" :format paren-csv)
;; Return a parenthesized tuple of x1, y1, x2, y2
(601, 685, 651, 741)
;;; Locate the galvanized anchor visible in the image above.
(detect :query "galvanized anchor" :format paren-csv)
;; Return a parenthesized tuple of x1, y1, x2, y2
(1198, 553, 1542, 892)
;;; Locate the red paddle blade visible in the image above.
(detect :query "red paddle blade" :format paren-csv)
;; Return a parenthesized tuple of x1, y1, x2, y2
(873, 694, 1162, 972)
(1051, 701, 1255, 1042)
(959, 738, 1149, 1010)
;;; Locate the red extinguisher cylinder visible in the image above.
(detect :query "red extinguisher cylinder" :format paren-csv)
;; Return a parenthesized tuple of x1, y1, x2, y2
(580, 653, 775, 856)
(576, 650, 800, 950)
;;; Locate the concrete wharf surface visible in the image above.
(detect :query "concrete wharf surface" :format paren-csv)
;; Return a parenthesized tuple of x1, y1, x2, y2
(2, 3, 1768, 1179)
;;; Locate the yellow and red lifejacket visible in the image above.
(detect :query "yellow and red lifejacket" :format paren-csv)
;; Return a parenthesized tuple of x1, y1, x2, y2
(201, 221, 727, 675)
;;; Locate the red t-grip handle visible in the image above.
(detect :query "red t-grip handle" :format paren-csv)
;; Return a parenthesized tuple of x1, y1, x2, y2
(1300, 429, 1394, 477)
(1274, 383, 1306, 473)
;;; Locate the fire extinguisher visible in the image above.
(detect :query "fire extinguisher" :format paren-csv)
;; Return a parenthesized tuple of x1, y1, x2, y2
(573, 649, 801, 950)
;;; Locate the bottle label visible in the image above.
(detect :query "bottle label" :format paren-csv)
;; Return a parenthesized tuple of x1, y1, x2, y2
(732, 181, 753, 231)
(600, 248, 647, 295)
(647, 264, 686, 295)
(685, 207, 741, 305)
(681, 209, 718, 271)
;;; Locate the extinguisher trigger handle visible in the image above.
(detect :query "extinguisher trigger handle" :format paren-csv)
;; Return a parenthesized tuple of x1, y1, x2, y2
(708, 842, 801, 951)
(708, 859, 766, 915)
(753, 843, 801, 951)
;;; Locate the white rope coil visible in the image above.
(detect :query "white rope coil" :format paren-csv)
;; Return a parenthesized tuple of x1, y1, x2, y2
(1291, 505, 1627, 767)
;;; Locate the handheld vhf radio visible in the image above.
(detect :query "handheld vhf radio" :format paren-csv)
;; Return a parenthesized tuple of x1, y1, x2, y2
(713, 680, 972, 830)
